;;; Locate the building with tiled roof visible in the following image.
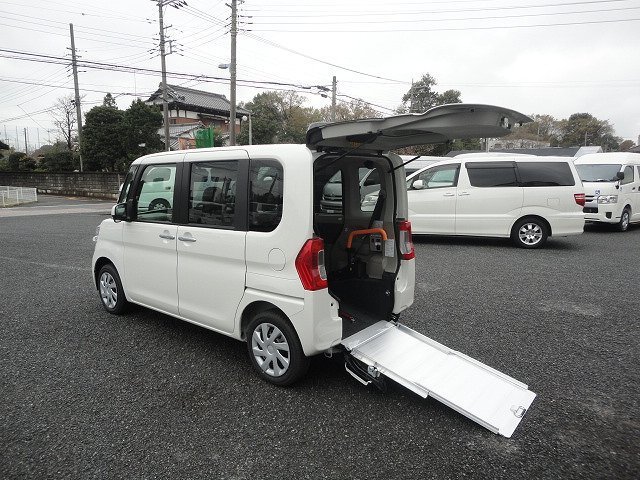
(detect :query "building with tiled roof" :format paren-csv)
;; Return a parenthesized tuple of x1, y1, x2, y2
(146, 84, 250, 147)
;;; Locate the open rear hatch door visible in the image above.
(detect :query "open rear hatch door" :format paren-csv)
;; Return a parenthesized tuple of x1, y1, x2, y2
(307, 103, 532, 152)
(342, 321, 536, 438)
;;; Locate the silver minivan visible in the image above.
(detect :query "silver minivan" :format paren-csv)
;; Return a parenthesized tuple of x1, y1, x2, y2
(92, 104, 536, 437)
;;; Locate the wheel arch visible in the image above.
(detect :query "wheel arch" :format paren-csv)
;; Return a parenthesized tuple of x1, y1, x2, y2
(93, 256, 115, 289)
(511, 214, 552, 237)
(239, 301, 289, 341)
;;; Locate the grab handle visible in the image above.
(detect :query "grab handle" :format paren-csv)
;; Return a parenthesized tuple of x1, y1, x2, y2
(346, 228, 388, 248)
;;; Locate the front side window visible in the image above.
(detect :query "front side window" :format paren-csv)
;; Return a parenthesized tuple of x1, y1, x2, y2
(135, 163, 176, 223)
(621, 166, 634, 185)
(118, 165, 138, 203)
(188, 161, 238, 228)
(410, 164, 459, 190)
(467, 163, 517, 187)
(249, 160, 283, 232)
(518, 162, 575, 187)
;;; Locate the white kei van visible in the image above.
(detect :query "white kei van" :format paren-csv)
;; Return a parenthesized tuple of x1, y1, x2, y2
(406, 156, 585, 248)
(92, 104, 536, 437)
(574, 152, 640, 231)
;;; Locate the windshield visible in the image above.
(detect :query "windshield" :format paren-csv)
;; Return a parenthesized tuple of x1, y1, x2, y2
(576, 164, 622, 182)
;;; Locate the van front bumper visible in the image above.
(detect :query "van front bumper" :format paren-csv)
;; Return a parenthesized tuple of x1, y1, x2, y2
(583, 203, 620, 224)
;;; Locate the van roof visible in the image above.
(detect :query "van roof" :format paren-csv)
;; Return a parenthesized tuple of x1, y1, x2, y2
(574, 152, 640, 165)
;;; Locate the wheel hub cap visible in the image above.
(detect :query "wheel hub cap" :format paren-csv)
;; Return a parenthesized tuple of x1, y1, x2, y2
(99, 272, 118, 309)
(519, 223, 542, 245)
(251, 323, 290, 377)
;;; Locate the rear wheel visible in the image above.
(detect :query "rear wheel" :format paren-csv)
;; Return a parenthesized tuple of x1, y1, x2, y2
(511, 217, 548, 249)
(246, 311, 309, 386)
(617, 208, 631, 232)
(148, 198, 170, 212)
(98, 264, 128, 314)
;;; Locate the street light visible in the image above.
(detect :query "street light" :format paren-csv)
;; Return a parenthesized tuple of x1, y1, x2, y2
(242, 113, 252, 145)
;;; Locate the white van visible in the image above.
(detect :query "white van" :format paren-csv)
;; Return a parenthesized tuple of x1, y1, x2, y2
(91, 104, 536, 437)
(574, 152, 640, 231)
(406, 156, 585, 248)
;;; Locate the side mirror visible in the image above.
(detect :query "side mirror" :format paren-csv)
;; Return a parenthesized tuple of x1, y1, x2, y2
(111, 202, 128, 222)
(616, 171, 625, 180)
(412, 179, 425, 190)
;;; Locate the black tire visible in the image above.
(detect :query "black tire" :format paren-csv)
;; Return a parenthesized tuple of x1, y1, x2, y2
(617, 208, 631, 232)
(511, 217, 549, 249)
(97, 264, 128, 315)
(148, 198, 170, 212)
(246, 311, 309, 386)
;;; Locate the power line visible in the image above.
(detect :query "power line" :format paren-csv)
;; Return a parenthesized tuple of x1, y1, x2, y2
(250, 16, 640, 32)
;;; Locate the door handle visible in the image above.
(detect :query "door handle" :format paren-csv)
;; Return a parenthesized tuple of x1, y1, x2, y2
(443, 192, 455, 197)
(178, 236, 197, 242)
(458, 192, 470, 196)
(158, 233, 175, 240)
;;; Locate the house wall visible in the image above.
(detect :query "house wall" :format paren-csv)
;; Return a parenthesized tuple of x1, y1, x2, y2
(0, 172, 122, 199)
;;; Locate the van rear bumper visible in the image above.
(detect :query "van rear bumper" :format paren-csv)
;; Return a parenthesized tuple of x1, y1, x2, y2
(548, 213, 585, 236)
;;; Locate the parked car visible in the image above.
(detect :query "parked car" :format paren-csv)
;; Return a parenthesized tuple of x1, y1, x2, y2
(574, 152, 640, 231)
(406, 156, 585, 248)
(91, 104, 535, 437)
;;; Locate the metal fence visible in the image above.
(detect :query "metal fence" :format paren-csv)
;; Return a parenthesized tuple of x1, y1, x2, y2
(0, 186, 38, 207)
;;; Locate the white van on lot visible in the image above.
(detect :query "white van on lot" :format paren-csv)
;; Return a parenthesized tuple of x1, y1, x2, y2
(406, 156, 585, 248)
(92, 104, 536, 437)
(574, 152, 640, 231)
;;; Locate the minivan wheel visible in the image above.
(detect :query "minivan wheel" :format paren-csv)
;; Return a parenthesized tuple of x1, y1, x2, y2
(148, 198, 170, 212)
(98, 264, 128, 314)
(512, 218, 548, 249)
(246, 311, 309, 386)
(617, 208, 631, 232)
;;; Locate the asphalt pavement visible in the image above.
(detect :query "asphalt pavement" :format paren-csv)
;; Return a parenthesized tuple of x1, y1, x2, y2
(1, 195, 638, 479)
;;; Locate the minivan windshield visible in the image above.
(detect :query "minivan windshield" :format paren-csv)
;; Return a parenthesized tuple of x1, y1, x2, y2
(576, 164, 622, 182)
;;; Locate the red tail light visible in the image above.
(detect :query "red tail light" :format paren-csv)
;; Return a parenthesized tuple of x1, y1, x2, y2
(574, 193, 585, 206)
(397, 220, 415, 260)
(295, 238, 328, 291)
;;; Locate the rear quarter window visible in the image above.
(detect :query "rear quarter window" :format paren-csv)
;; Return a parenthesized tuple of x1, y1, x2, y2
(517, 162, 575, 187)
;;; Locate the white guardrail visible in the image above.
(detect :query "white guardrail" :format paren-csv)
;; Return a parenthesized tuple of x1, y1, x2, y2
(0, 186, 38, 207)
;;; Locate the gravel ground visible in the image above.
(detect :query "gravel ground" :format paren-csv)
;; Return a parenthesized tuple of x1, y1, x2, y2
(1, 197, 638, 479)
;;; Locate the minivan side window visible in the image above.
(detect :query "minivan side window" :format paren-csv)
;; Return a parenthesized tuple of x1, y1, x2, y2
(188, 161, 238, 228)
(410, 164, 459, 189)
(249, 160, 283, 232)
(467, 162, 517, 187)
(517, 162, 575, 187)
(134, 163, 176, 223)
(621, 166, 634, 185)
(118, 165, 138, 203)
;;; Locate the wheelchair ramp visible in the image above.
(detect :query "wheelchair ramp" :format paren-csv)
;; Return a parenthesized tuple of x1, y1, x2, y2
(342, 321, 536, 438)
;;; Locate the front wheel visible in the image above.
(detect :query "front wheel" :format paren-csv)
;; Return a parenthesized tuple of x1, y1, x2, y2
(617, 208, 631, 232)
(511, 218, 548, 249)
(98, 264, 128, 314)
(246, 311, 309, 386)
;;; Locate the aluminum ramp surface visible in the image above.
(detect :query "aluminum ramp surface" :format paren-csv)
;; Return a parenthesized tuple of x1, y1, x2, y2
(342, 321, 536, 437)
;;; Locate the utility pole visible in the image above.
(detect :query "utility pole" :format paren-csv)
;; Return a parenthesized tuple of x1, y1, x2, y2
(157, 2, 171, 151)
(331, 76, 337, 122)
(24, 128, 28, 155)
(229, 0, 238, 146)
(69, 23, 84, 171)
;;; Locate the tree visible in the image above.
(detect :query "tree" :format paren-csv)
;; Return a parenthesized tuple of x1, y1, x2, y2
(436, 89, 462, 105)
(557, 113, 614, 147)
(619, 140, 635, 151)
(40, 151, 78, 172)
(122, 99, 164, 161)
(50, 95, 78, 151)
(81, 95, 127, 171)
(103, 93, 118, 108)
(400, 74, 439, 113)
(237, 91, 322, 145)
(318, 99, 380, 122)
(7, 151, 24, 170)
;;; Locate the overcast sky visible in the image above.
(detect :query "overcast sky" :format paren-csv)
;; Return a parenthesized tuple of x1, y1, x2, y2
(1, 0, 639, 151)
